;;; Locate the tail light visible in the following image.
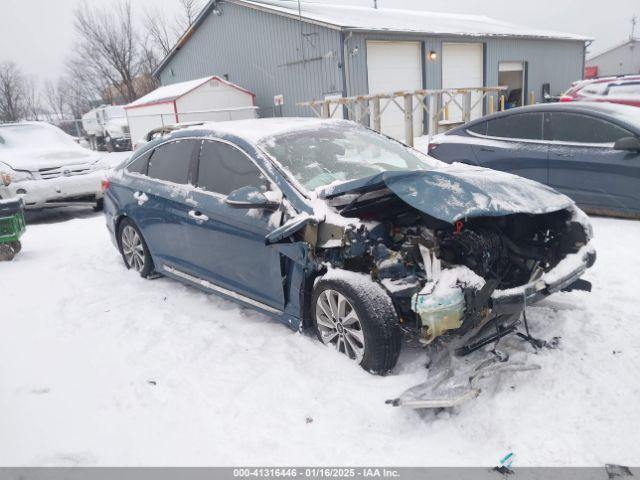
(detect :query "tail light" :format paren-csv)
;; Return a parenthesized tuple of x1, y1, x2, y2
(101, 179, 110, 192)
(559, 95, 574, 102)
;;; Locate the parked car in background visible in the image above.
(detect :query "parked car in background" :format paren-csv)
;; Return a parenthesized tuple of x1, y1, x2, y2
(560, 75, 640, 107)
(0, 122, 110, 209)
(428, 103, 640, 218)
(81, 105, 131, 152)
(103, 118, 594, 381)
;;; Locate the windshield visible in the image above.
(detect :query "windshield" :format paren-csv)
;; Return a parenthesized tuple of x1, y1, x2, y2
(260, 123, 439, 190)
(0, 123, 76, 149)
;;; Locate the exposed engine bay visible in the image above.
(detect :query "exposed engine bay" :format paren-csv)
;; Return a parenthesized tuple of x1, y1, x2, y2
(303, 186, 594, 346)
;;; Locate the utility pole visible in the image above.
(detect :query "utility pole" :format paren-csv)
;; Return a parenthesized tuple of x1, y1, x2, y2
(632, 14, 637, 40)
(373, 0, 378, 8)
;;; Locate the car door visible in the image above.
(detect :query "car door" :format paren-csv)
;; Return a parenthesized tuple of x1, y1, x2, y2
(546, 112, 640, 215)
(129, 139, 199, 266)
(180, 139, 286, 312)
(467, 112, 549, 184)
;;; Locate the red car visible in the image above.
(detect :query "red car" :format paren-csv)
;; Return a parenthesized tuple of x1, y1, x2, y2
(560, 75, 640, 107)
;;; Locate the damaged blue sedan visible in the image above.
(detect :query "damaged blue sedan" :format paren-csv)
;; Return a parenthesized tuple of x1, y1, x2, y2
(103, 118, 595, 404)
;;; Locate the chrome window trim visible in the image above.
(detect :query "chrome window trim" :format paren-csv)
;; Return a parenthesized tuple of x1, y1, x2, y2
(466, 128, 617, 149)
(162, 264, 282, 315)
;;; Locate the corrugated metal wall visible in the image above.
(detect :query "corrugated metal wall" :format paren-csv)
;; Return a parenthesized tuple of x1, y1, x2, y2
(586, 41, 640, 76)
(345, 33, 585, 101)
(159, 2, 343, 117)
(159, 2, 585, 118)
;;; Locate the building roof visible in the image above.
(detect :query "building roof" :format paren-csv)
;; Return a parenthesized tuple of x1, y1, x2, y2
(240, 0, 589, 40)
(125, 75, 255, 109)
(154, 0, 590, 77)
(587, 38, 639, 62)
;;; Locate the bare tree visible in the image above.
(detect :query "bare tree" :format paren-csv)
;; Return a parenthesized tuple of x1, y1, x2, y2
(0, 61, 25, 122)
(178, 0, 203, 30)
(144, 0, 204, 57)
(71, 0, 156, 105)
(22, 76, 41, 121)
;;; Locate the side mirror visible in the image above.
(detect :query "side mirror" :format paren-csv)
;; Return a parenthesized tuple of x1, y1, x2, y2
(224, 186, 281, 210)
(614, 136, 640, 152)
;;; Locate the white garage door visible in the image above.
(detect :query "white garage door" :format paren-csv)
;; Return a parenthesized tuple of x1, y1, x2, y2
(366, 41, 423, 142)
(442, 43, 484, 123)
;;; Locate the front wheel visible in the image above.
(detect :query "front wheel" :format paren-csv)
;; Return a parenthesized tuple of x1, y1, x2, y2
(311, 273, 401, 374)
(117, 218, 154, 277)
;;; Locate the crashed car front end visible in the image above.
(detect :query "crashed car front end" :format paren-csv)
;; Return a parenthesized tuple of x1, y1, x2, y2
(303, 168, 595, 353)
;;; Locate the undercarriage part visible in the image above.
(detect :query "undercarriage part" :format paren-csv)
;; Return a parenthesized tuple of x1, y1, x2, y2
(455, 322, 519, 356)
(388, 340, 541, 409)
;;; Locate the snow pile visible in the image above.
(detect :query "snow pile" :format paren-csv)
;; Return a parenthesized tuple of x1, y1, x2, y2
(1, 214, 639, 466)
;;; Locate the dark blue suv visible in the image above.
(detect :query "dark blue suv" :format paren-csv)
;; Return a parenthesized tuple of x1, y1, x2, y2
(104, 118, 595, 375)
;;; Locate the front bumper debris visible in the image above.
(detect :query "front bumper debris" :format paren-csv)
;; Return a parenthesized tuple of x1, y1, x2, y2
(491, 245, 596, 316)
(392, 244, 595, 409)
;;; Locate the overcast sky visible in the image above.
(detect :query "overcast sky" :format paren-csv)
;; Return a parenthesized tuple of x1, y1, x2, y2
(1, 0, 637, 81)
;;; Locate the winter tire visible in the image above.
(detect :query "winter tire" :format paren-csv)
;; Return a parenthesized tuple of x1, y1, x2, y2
(311, 273, 401, 374)
(117, 218, 154, 277)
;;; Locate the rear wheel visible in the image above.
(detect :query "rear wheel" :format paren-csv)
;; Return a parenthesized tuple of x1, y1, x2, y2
(311, 274, 401, 374)
(117, 218, 154, 277)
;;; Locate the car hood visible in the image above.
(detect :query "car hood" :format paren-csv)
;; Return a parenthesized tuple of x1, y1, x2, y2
(317, 163, 574, 223)
(0, 148, 100, 171)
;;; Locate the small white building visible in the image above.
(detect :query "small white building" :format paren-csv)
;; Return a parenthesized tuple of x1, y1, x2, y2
(125, 75, 258, 144)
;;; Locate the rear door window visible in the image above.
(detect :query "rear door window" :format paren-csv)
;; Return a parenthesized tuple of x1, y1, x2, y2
(606, 83, 640, 97)
(197, 140, 265, 195)
(126, 150, 153, 175)
(485, 113, 544, 140)
(547, 113, 633, 144)
(147, 139, 196, 184)
(467, 121, 487, 136)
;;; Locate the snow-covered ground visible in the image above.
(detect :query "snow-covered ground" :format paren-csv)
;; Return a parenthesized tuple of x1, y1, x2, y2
(1, 210, 639, 467)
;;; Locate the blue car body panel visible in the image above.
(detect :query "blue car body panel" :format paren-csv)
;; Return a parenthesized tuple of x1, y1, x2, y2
(319, 167, 573, 223)
(429, 103, 640, 217)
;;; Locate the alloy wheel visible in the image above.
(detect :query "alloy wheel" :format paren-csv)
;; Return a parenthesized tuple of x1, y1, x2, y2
(315, 289, 365, 363)
(121, 225, 145, 272)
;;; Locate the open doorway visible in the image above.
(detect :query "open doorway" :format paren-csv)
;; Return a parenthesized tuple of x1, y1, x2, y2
(498, 61, 525, 108)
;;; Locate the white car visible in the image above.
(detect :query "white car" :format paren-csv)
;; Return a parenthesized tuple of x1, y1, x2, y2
(0, 122, 111, 209)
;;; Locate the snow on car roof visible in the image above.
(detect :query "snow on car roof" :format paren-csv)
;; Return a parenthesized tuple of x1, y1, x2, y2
(240, 0, 589, 40)
(184, 117, 340, 143)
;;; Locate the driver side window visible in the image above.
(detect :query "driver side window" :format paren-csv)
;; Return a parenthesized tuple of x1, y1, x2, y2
(196, 140, 265, 195)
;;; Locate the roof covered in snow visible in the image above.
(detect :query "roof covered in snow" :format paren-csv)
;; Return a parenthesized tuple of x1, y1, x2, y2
(154, 0, 589, 77)
(125, 76, 254, 109)
(237, 0, 590, 41)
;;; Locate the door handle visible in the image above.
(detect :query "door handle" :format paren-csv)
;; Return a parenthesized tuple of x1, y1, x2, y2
(133, 191, 148, 205)
(479, 147, 495, 152)
(188, 210, 209, 222)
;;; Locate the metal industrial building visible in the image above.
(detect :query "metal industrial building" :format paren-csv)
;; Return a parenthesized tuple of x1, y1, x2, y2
(154, 0, 589, 124)
(586, 38, 640, 77)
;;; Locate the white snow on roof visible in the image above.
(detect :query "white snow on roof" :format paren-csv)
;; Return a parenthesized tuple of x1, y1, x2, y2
(126, 77, 213, 108)
(241, 0, 589, 41)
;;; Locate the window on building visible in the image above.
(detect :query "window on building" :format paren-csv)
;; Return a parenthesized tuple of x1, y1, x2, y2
(547, 113, 633, 144)
(146, 140, 196, 184)
(197, 140, 265, 195)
